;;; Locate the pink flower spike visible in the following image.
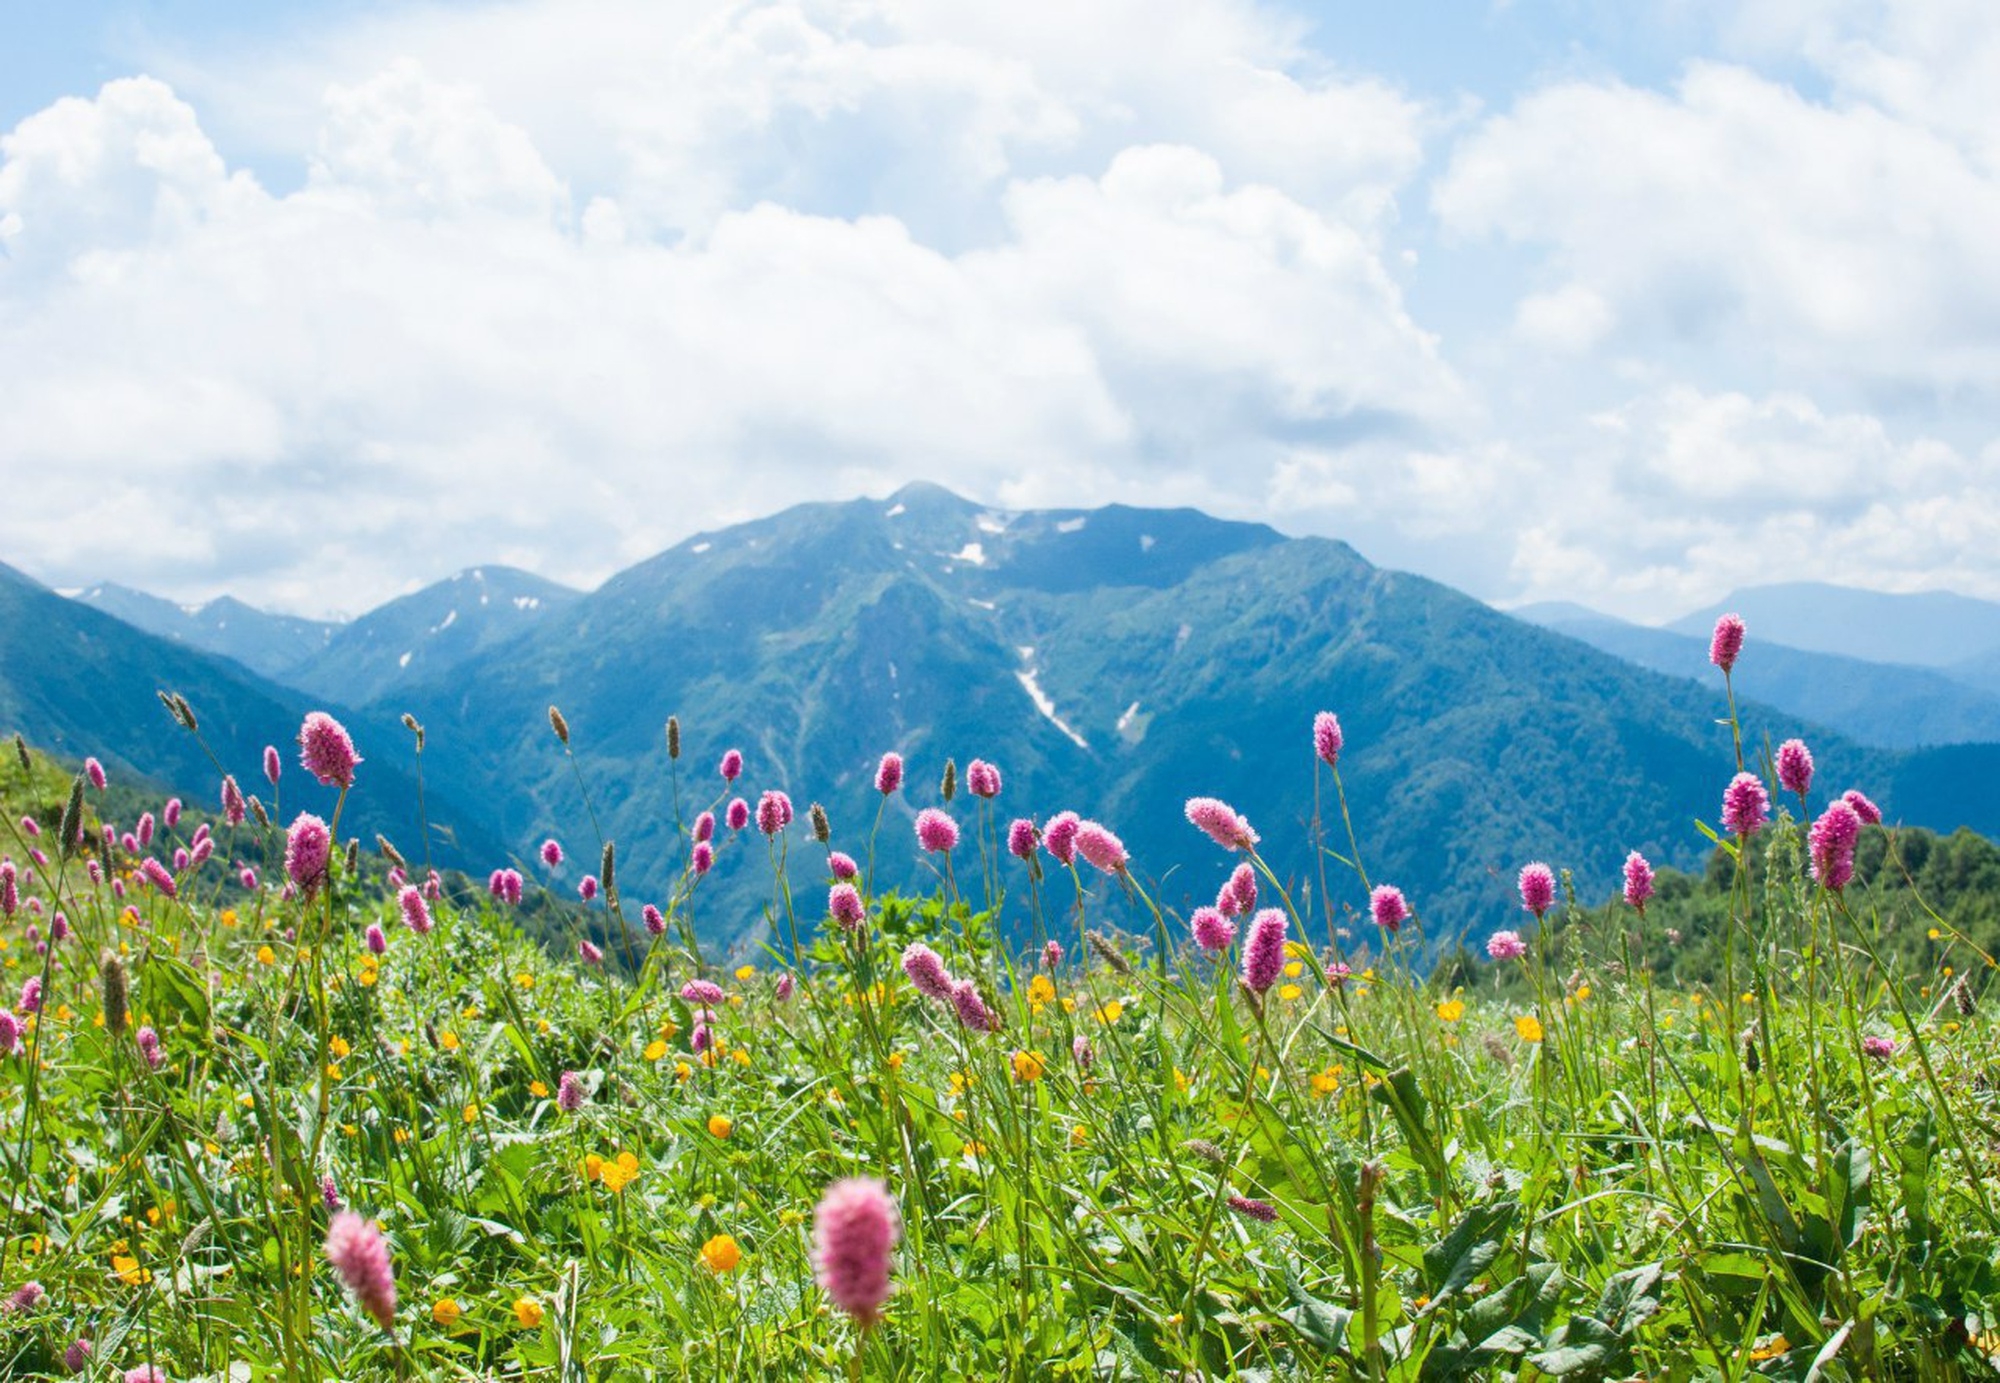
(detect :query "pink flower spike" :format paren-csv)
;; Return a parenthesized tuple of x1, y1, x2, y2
(1313, 711, 1343, 768)
(915, 808, 959, 854)
(325, 1211, 397, 1331)
(1776, 739, 1814, 797)
(1074, 822, 1128, 876)
(1191, 906, 1236, 952)
(85, 757, 107, 791)
(365, 924, 387, 955)
(1240, 909, 1287, 991)
(1622, 852, 1654, 913)
(680, 979, 725, 1006)
(813, 1178, 899, 1327)
(284, 814, 332, 896)
(1517, 863, 1556, 919)
(725, 798, 750, 832)
(1184, 797, 1259, 853)
(829, 882, 866, 931)
(298, 712, 361, 789)
(900, 943, 954, 1001)
(1006, 819, 1038, 862)
(756, 790, 793, 837)
(540, 839, 563, 868)
(965, 759, 1002, 799)
(1709, 613, 1746, 674)
(1042, 812, 1081, 866)
(1842, 789, 1883, 826)
(398, 885, 432, 934)
(263, 745, 282, 786)
(643, 904, 665, 935)
(693, 811, 715, 844)
(1722, 773, 1770, 837)
(1486, 930, 1527, 961)
(828, 851, 858, 880)
(578, 939, 604, 964)
(1370, 884, 1410, 934)
(579, 875, 599, 902)
(874, 753, 904, 795)
(718, 749, 743, 783)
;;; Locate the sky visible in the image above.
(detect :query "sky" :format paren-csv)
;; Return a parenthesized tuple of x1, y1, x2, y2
(1, 0, 1996, 623)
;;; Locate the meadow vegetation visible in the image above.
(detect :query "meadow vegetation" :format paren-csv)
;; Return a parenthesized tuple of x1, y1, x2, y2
(2, 621, 1998, 1380)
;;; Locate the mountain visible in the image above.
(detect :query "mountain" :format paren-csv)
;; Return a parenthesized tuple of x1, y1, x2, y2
(1513, 604, 2000, 749)
(1669, 582, 2000, 673)
(356, 484, 1997, 953)
(2, 561, 506, 875)
(73, 582, 338, 681)
(284, 566, 583, 706)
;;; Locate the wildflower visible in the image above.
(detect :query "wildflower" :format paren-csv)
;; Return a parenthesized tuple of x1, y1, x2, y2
(1514, 1015, 1544, 1043)
(432, 1299, 461, 1328)
(557, 1071, 586, 1113)
(1191, 906, 1236, 952)
(828, 883, 866, 931)
(1216, 862, 1257, 917)
(136, 1027, 163, 1070)
(951, 979, 997, 1032)
(140, 857, 177, 899)
(1324, 961, 1352, 988)
(1313, 711, 1343, 768)
(1042, 811, 1081, 866)
(1622, 852, 1654, 913)
(718, 749, 743, 782)
(707, 1114, 733, 1139)
(1776, 739, 1814, 797)
(1007, 818, 1038, 862)
(240, 866, 258, 890)
(701, 1234, 742, 1273)
(776, 973, 795, 1002)
(813, 1178, 899, 1328)
(643, 904, 665, 935)
(1184, 797, 1259, 852)
(5, 1280, 43, 1312)
(1809, 800, 1862, 891)
(1486, 930, 1527, 961)
(1011, 1049, 1046, 1082)
(398, 885, 432, 935)
(874, 753, 904, 795)
(1722, 773, 1770, 837)
(1072, 1034, 1094, 1069)
(262, 744, 282, 786)
(1227, 1195, 1278, 1223)
(512, 1298, 543, 1328)
(64, 1339, 92, 1372)
(1862, 1035, 1896, 1060)
(540, 839, 563, 868)
(1074, 822, 1128, 875)
(914, 807, 959, 854)
(496, 869, 523, 905)
(285, 814, 332, 896)
(325, 1212, 397, 1331)
(0, 1009, 20, 1056)
(1370, 884, 1410, 933)
(18, 976, 40, 1013)
(691, 842, 714, 875)
(692, 811, 716, 844)
(298, 713, 362, 789)
(1040, 940, 1062, 969)
(681, 979, 724, 1006)
(1709, 613, 1745, 673)
(757, 791, 793, 836)
(1518, 863, 1556, 919)
(725, 798, 749, 832)
(576, 875, 598, 902)
(577, 940, 604, 965)
(1241, 909, 1287, 992)
(123, 1368, 166, 1383)
(1842, 789, 1883, 826)
(1436, 998, 1465, 1022)
(966, 759, 1002, 799)
(84, 757, 107, 791)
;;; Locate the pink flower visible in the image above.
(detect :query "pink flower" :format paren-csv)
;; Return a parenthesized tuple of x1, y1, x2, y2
(4, 1280, 42, 1312)
(298, 712, 361, 790)
(813, 1178, 899, 1327)
(137, 813, 155, 847)
(681, 979, 725, 1006)
(1191, 906, 1236, 952)
(726, 798, 750, 832)
(19, 977, 40, 1014)
(1313, 711, 1343, 768)
(965, 759, 1002, 799)
(220, 775, 246, 827)
(1370, 884, 1410, 934)
(829, 883, 866, 931)
(1041, 940, 1062, 969)
(691, 842, 714, 875)
(915, 808, 959, 854)
(1623, 852, 1654, 913)
(325, 1211, 397, 1331)
(1240, 909, 1287, 991)
(1006, 819, 1038, 862)
(398, 885, 432, 934)
(1486, 930, 1527, 961)
(579, 875, 599, 902)
(1776, 739, 1814, 797)
(1074, 822, 1128, 875)
(141, 857, 177, 899)
(136, 1026, 163, 1069)
(874, 753, 904, 795)
(1324, 961, 1352, 989)
(64, 1338, 91, 1372)
(900, 943, 954, 1001)
(123, 1368, 167, 1383)
(1709, 613, 1746, 674)
(0, 1010, 19, 1056)
(365, 924, 387, 955)
(162, 798, 181, 829)
(718, 749, 743, 783)
(1227, 1195, 1278, 1223)
(1072, 1033, 1094, 1069)
(1042, 812, 1081, 866)
(643, 904, 666, 935)
(1842, 789, 1883, 826)
(775, 973, 795, 1002)
(1861, 1034, 1896, 1060)
(828, 851, 858, 880)
(85, 757, 106, 791)
(757, 791, 793, 837)
(1809, 800, 1862, 891)
(557, 1070, 585, 1113)
(540, 839, 564, 868)
(240, 867, 258, 890)
(693, 811, 715, 844)
(1518, 863, 1556, 919)
(263, 745, 281, 786)
(1219, 863, 1258, 917)
(578, 940, 604, 964)
(284, 814, 331, 895)
(1184, 797, 1258, 852)
(1722, 773, 1770, 837)
(950, 979, 997, 1031)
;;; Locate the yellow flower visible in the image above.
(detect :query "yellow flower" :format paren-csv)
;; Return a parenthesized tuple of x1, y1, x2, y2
(1310, 1067, 1340, 1097)
(1929, 928, 1942, 940)
(432, 1298, 462, 1327)
(512, 1297, 544, 1329)
(329, 1035, 351, 1059)
(886, 1051, 905, 1070)
(1070, 1124, 1088, 1147)
(1010, 1050, 1046, 1082)
(707, 1114, 734, 1139)
(644, 1039, 668, 1061)
(462, 1102, 479, 1124)
(460, 1003, 482, 1020)
(1026, 975, 1056, 1008)
(325, 1064, 342, 1080)
(599, 1161, 634, 1193)
(438, 1031, 461, 1052)
(220, 908, 238, 927)
(1514, 1014, 1544, 1043)
(1173, 1068, 1191, 1093)
(584, 1153, 605, 1182)
(515, 972, 535, 989)
(674, 1062, 693, 1082)
(1095, 999, 1124, 1025)
(1436, 998, 1465, 1023)
(112, 1253, 151, 1285)
(734, 964, 756, 982)
(1574, 984, 1591, 1002)
(1278, 983, 1303, 1001)
(1748, 1335, 1789, 1362)
(1284, 960, 1304, 979)
(617, 1150, 639, 1175)
(529, 1080, 549, 1098)
(700, 1234, 742, 1273)
(731, 1048, 751, 1067)
(256, 945, 276, 966)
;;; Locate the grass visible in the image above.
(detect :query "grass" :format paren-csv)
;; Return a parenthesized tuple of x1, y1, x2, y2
(2, 653, 1999, 1382)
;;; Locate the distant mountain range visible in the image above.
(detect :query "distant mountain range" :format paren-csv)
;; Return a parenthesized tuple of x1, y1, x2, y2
(14, 489, 2000, 954)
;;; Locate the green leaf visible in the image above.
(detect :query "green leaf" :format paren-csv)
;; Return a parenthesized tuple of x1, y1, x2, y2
(1282, 1266, 1354, 1355)
(1420, 1199, 1517, 1310)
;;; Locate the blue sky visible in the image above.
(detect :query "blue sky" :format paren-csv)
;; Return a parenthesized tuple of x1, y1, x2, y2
(1, 0, 1994, 620)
